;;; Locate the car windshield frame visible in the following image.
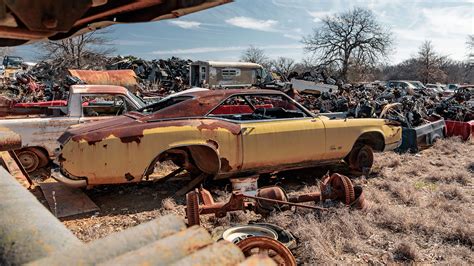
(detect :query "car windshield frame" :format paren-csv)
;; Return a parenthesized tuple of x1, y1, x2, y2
(205, 92, 315, 121)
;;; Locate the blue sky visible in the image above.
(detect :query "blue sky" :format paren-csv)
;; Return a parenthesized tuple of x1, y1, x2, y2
(16, 0, 473, 64)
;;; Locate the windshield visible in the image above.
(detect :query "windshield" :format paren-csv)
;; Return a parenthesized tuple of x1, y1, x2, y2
(138, 95, 192, 114)
(128, 92, 147, 107)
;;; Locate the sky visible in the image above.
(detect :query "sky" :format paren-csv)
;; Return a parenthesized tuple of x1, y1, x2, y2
(16, 0, 474, 65)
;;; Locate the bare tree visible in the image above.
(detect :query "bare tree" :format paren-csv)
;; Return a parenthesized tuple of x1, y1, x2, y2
(417, 41, 447, 84)
(467, 35, 474, 65)
(36, 29, 115, 69)
(0, 47, 15, 59)
(303, 8, 392, 81)
(271, 57, 296, 78)
(240, 45, 269, 67)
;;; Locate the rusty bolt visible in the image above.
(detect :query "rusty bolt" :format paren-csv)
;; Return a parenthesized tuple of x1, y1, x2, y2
(42, 16, 58, 29)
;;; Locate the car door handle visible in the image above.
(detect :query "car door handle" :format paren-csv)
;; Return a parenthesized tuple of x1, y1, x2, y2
(240, 127, 255, 135)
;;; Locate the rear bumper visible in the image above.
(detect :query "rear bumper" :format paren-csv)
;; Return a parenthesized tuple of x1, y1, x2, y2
(51, 168, 87, 188)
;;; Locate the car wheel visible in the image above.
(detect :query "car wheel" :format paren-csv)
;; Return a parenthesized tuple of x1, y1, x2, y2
(16, 149, 40, 172)
(349, 145, 374, 172)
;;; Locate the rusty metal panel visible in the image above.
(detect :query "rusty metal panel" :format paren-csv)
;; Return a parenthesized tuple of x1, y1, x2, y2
(68, 69, 138, 91)
(38, 181, 99, 218)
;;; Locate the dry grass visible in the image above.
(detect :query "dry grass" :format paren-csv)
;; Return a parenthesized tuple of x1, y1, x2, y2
(58, 138, 473, 264)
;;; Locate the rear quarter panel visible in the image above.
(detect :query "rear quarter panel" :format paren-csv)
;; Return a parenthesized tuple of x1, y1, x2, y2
(60, 119, 242, 185)
(321, 117, 401, 159)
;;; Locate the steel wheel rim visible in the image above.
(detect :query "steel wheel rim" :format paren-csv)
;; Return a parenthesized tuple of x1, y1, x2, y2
(17, 150, 39, 172)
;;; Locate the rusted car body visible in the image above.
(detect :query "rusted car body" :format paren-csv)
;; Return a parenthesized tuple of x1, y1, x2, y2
(0, 85, 146, 172)
(55, 89, 402, 187)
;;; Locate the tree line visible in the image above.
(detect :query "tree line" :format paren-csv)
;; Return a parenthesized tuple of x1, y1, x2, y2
(241, 8, 473, 84)
(2, 7, 472, 84)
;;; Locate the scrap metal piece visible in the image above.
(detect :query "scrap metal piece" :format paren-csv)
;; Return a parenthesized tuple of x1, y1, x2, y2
(186, 189, 201, 226)
(222, 225, 279, 244)
(255, 186, 289, 214)
(236, 236, 296, 266)
(350, 186, 368, 211)
(176, 173, 207, 196)
(320, 173, 355, 205)
(38, 181, 99, 218)
(185, 173, 364, 225)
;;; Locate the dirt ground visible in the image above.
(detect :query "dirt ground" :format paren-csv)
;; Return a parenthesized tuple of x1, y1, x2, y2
(32, 138, 473, 264)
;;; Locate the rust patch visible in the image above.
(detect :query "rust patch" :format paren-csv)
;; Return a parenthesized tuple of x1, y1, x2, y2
(220, 158, 232, 172)
(197, 121, 241, 135)
(125, 173, 134, 181)
(120, 134, 143, 144)
(87, 139, 102, 146)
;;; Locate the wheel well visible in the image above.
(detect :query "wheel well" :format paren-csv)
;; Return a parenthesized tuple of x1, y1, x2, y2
(354, 132, 385, 152)
(144, 145, 220, 178)
(15, 146, 50, 167)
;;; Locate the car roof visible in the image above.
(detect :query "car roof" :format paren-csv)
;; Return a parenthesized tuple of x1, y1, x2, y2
(144, 89, 288, 120)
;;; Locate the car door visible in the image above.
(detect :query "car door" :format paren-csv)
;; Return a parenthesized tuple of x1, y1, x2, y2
(208, 93, 326, 171)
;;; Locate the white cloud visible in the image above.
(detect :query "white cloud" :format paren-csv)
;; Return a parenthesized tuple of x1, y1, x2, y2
(283, 34, 301, 40)
(421, 6, 472, 36)
(152, 44, 304, 55)
(307, 11, 333, 22)
(225, 17, 279, 32)
(168, 20, 201, 29)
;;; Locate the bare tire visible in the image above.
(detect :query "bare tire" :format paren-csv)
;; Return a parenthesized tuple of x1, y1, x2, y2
(33, 148, 49, 168)
(16, 149, 40, 172)
(348, 145, 374, 172)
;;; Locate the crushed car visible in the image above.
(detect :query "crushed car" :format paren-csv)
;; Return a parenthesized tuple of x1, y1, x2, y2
(54, 89, 402, 188)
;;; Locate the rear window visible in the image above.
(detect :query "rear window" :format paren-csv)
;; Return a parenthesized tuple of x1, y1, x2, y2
(138, 96, 192, 114)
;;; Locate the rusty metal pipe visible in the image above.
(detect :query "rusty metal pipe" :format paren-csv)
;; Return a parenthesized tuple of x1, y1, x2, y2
(100, 226, 212, 266)
(288, 192, 321, 203)
(246, 194, 328, 211)
(0, 167, 81, 265)
(29, 215, 185, 265)
(170, 241, 245, 266)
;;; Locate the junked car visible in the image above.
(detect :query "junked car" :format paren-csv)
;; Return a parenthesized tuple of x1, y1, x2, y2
(0, 85, 146, 172)
(54, 89, 402, 188)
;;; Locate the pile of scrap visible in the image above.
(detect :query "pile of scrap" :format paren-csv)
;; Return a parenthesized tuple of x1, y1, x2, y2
(293, 82, 473, 147)
(106, 56, 192, 95)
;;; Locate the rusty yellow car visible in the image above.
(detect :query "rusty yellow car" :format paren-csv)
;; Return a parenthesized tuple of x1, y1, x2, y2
(53, 89, 402, 187)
